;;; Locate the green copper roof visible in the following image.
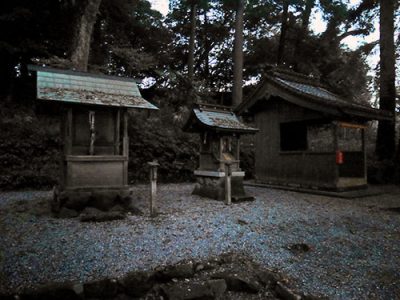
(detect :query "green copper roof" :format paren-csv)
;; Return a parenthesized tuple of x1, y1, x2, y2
(31, 66, 158, 110)
(184, 103, 258, 134)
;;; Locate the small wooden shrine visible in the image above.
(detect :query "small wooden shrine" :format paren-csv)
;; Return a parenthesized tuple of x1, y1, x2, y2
(236, 68, 392, 191)
(29, 65, 158, 213)
(184, 103, 258, 201)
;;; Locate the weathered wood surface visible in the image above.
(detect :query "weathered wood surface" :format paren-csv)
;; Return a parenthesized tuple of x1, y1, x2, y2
(224, 163, 232, 205)
(148, 161, 159, 217)
(254, 100, 336, 188)
(253, 99, 367, 190)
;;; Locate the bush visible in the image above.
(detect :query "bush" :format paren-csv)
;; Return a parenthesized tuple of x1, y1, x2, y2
(127, 104, 198, 183)
(0, 104, 61, 190)
(0, 98, 199, 190)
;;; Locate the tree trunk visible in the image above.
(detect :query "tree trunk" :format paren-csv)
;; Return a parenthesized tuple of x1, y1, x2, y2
(293, 0, 314, 71)
(376, 0, 396, 160)
(70, 0, 102, 71)
(232, 0, 244, 107)
(300, 0, 314, 32)
(89, 16, 105, 67)
(204, 7, 210, 77)
(187, 2, 197, 82)
(277, 1, 289, 66)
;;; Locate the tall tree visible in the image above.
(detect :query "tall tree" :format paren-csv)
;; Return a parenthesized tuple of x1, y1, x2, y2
(232, 0, 244, 107)
(277, 0, 289, 65)
(187, 0, 198, 81)
(293, 0, 315, 63)
(70, 0, 103, 71)
(376, 0, 396, 160)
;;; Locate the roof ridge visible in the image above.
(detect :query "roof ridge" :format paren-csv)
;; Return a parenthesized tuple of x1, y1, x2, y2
(28, 64, 141, 83)
(268, 68, 322, 87)
(196, 102, 233, 112)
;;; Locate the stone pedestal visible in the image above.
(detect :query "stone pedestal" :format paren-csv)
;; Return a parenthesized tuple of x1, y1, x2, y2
(192, 170, 254, 202)
(52, 186, 133, 214)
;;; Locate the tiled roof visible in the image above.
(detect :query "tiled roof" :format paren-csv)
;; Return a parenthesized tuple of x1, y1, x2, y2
(185, 104, 258, 133)
(31, 66, 158, 110)
(237, 69, 392, 121)
(274, 77, 344, 103)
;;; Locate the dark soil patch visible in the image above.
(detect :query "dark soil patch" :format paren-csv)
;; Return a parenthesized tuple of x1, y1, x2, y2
(382, 207, 400, 214)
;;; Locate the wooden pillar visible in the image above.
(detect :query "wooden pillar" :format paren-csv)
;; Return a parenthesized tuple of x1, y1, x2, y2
(224, 162, 232, 205)
(114, 109, 120, 155)
(333, 122, 339, 186)
(63, 107, 73, 188)
(219, 136, 224, 171)
(236, 136, 240, 161)
(60, 109, 66, 188)
(362, 128, 367, 180)
(148, 160, 159, 217)
(65, 107, 73, 155)
(123, 109, 129, 185)
(89, 111, 95, 155)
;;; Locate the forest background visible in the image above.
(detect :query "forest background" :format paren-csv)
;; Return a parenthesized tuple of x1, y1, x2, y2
(0, 0, 399, 189)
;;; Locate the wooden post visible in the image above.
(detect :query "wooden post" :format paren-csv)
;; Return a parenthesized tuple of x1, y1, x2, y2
(148, 160, 159, 217)
(123, 109, 129, 185)
(236, 136, 240, 161)
(123, 109, 129, 156)
(219, 137, 224, 171)
(224, 161, 232, 205)
(114, 109, 120, 155)
(362, 128, 367, 180)
(89, 111, 95, 155)
(333, 122, 339, 186)
(66, 107, 73, 155)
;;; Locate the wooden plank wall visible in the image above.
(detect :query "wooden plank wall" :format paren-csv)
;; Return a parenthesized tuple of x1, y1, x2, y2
(254, 99, 337, 189)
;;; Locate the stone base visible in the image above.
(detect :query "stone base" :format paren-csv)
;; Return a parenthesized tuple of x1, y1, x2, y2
(51, 186, 136, 216)
(193, 175, 254, 202)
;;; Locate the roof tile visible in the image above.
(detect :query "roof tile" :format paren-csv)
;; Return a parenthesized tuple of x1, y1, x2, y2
(33, 67, 157, 110)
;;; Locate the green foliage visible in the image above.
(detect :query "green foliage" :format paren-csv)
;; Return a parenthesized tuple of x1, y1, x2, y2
(0, 104, 61, 190)
(127, 98, 198, 183)
(1, 0, 398, 188)
(0, 92, 200, 190)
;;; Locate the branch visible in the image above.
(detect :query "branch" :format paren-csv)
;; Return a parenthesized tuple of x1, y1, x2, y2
(357, 40, 379, 55)
(339, 28, 369, 41)
(347, 0, 378, 23)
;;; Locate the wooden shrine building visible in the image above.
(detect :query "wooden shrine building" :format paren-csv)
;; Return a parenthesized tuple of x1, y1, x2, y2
(29, 65, 158, 212)
(184, 103, 258, 201)
(236, 69, 392, 191)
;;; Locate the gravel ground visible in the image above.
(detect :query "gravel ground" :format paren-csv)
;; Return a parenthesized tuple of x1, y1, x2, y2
(1, 184, 400, 299)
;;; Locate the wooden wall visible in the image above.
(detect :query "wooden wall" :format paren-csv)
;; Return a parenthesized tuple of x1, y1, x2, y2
(254, 98, 338, 189)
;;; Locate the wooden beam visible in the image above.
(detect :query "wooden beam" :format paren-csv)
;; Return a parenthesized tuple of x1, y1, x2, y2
(338, 122, 367, 129)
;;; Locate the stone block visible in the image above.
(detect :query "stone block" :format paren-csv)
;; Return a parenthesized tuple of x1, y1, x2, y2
(58, 207, 79, 218)
(158, 262, 195, 280)
(212, 271, 261, 293)
(119, 270, 154, 297)
(84, 278, 119, 298)
(192, 175, 254, 202)
(80, 207, 125, 222)
(63, 191, 91, 211)
(89, 191, 119, 211)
